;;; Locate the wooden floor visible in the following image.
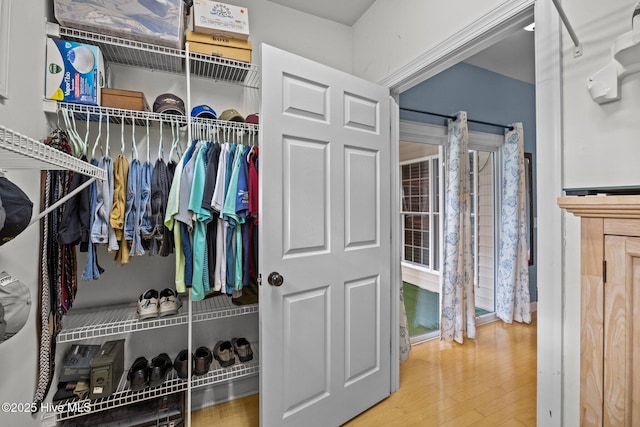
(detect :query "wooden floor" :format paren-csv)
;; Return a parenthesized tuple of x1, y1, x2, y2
(192, 314, 537, 426)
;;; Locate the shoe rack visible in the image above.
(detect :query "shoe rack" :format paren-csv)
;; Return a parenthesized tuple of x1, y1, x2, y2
(40, 23, 261, 425)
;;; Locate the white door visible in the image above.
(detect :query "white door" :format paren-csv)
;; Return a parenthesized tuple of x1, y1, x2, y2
(259, 44, 392, 427)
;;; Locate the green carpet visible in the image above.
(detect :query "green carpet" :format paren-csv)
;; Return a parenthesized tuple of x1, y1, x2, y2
(403, 282, 492, 338)
(403, 282, 439, 336)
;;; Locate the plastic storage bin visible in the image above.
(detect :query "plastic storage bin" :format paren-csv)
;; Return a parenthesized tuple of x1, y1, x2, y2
(53, 0, 186, 49)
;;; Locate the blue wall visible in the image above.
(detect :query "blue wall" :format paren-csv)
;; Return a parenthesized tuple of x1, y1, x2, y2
(399, 62, 538, 302)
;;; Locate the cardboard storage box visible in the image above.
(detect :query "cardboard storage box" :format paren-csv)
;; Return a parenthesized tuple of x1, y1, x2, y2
(53, 0, 186, 49)
(192, 0, 250, 40)
(186, 31, 252, 63)
(45, 37, 106, 106)
(101, 88, 150, 111)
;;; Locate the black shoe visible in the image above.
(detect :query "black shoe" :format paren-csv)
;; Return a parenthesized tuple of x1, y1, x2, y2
(174, 350, 190, 379)
(231, 337, 253, 363)
(193, 346, 213, 376)
(213, 340, 236, 368)
(149, 353, 172, 387)
(128, 357, 149, 391)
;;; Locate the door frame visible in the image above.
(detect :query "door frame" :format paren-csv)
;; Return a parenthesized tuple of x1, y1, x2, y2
(380, 1, 564, 425)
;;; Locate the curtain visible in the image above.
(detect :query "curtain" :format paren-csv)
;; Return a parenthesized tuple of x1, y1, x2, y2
(399, 283, 411, 361)
(440, 112, 476, 343)
(496, 123, 531, 324)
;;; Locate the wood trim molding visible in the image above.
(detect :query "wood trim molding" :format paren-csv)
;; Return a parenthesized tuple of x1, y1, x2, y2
(558, 195, 640, 219)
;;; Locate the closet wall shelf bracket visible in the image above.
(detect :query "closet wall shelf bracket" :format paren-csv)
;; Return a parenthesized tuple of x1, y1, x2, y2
(0, 125, 106, 179)
(587, 28, 640, 104)
(0, 125, 106, 227)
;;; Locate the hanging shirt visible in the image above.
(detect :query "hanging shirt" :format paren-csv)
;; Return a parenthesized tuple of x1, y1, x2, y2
(211, 143, 230, 292)
(125, 159, 145, 256)
(111, 154, 130, 265)
(202, 143, 221, 291)
(176, 141, 200, 287)
(188, 141, 213, 301)
(139, 160, 154, 247)
(164, 157, 186, 292)
(247, 147, 259, 281)
(223, 144, 250, 294)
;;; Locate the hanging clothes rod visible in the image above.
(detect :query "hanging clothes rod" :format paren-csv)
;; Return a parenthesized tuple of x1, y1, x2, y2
(400, 107, 514, 131)
(551, 0, 583, 57)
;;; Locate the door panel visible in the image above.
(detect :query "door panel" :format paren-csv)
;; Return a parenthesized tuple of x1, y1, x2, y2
(260, 44, 391, 427)
(283, 137, 329, 256)
(345, 147, 378, 248)
(604, 235, 640, 427)
(345, 276, 379, 385)
(283, 287, 330, 416)
(282, 73, 329, 121)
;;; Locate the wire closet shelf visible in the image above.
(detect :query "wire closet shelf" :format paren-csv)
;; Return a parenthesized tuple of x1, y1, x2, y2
(57, 296, 258, 343)
(58, 26, 261, 89)
(57, 102, 259, 135)
(52, 343, 259, 422)
(0, 125, 106, 179)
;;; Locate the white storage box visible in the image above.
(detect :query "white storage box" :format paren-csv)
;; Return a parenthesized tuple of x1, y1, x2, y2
(53, 0, 186, 49)
(192, 1, 250, 40)
(45, 37, 106, 106)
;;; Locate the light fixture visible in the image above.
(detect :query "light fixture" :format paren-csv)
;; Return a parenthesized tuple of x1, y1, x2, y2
(524, 22, 535, 32)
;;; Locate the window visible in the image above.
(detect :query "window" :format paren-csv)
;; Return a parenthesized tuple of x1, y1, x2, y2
(401, 156, 440, 271)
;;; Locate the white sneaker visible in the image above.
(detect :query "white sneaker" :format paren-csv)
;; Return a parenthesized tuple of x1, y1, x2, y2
(158, 288, 182, 317)
(137, 289, 159, 320)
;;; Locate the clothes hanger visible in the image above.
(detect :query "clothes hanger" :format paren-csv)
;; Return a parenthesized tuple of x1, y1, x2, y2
(105, 111, 111, 158)
(82, 113, 90, 157)
(120, 114, 126, 155)
(247, 127, 256, 160)
(168, 118, 178, 162)
(70, 110, 85, 157)
(145, 118, 150, 164)
(131, 117, 139, 160)
(158, 116, 164, 161)
(91, 111, 103, 160)
(60, 108, 83, 157)
(238, 126, 245, 145)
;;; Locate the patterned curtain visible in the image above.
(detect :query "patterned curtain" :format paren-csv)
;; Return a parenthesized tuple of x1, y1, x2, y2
(496, 123, 531, 324)
(440, 112, 476, 343)
(399, 283, 411, 361)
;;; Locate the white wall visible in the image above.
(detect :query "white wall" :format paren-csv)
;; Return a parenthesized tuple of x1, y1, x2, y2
(559, 0, 640, 424)
(0, 2, 352, 426)
(562, 0, 640, 189)
(0, 1, 51, 426)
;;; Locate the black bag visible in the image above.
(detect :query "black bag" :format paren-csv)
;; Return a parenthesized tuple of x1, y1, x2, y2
(0, 176, 33, 246)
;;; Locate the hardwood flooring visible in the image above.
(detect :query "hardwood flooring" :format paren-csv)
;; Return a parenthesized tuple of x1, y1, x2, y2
(192, 314, 537, 426)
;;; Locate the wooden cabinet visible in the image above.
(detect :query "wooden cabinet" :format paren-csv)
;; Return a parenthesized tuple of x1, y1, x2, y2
(558, 195, 640, 427)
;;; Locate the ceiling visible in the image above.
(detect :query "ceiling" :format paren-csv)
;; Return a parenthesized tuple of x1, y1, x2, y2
(464, 28, 535, 84)
(266, 1, 535, 85)
(267, 0, 376, 26)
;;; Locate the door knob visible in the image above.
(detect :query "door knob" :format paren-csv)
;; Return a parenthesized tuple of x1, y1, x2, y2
(268, 272, 284, 287)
